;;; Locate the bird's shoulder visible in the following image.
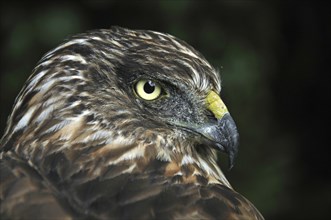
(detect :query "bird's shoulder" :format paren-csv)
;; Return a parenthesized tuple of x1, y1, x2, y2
(0, 149, 263, 220)
(0, 151, 74, 219)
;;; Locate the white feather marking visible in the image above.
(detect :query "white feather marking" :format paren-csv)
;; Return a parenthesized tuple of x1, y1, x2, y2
(35, 105, 54, 123)
(192, 170, 202, 176)
(170, 38, 200, 59)
(123, 164, 136, 173)
(38, 75, 85, 92)
(156, 150, 172, 162)
(138, 32, 153, 40)
(60, 54, 87, 64)
(181, 155, 195, 165)
(42, 39, 90, 61)
(88, 130, 112, 142)
(39, 78, 57, 91)
(176, 59, 208, 91)
(196, 157, 231, 187)
(13, 105, 37, 132)
(91, 36, 103, 41)
(197, 158, 217, 176)
(118, 147, 145, 161)
(44, 120, 71, 134)
(29, 70, 48, 88)
(109, 39, 123, 48)
(105, 138, 144, 165)
(36, 59, 52, 68)
(43, 96, 63, 107)
(174, 171, 183, 176)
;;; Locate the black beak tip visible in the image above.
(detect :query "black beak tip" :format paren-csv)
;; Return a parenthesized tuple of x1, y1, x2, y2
(217, 113, 239, 170)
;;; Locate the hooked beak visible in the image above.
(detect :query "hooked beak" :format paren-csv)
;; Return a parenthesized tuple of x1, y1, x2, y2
(195, 113, 239, 169)
(196, 91, 239, 169)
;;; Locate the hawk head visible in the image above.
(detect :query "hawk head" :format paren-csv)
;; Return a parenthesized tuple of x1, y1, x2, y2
(1, 26, 239, 184)
(0, 27, 260, 220)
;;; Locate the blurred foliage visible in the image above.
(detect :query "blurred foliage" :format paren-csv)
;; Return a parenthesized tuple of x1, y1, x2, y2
(0, 1, 329, 219)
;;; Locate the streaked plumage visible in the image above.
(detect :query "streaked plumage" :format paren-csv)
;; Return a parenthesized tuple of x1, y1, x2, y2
(0, 26, 263, 219)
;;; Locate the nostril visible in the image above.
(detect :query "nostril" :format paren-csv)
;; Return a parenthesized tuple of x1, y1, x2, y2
(206, 110, 218, 123)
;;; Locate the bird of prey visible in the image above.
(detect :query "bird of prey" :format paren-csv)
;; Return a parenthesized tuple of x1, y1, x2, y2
(0, 26, 263, 220)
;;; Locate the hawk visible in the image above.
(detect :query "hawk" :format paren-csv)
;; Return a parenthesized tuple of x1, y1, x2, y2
(0, 26, 263, 220)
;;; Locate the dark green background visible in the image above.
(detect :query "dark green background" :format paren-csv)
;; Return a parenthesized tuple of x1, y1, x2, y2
(0, 1, 329, 219)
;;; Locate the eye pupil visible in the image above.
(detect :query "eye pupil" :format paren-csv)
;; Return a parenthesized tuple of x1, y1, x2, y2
(144, 81, 156, 94)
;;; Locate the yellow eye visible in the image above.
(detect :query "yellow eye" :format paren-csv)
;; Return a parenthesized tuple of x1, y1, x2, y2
(135, 79, 162, 101)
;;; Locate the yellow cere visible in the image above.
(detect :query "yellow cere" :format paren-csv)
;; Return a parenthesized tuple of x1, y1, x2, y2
(206, 91, 229, 119)
(135, 79, 162, 101)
